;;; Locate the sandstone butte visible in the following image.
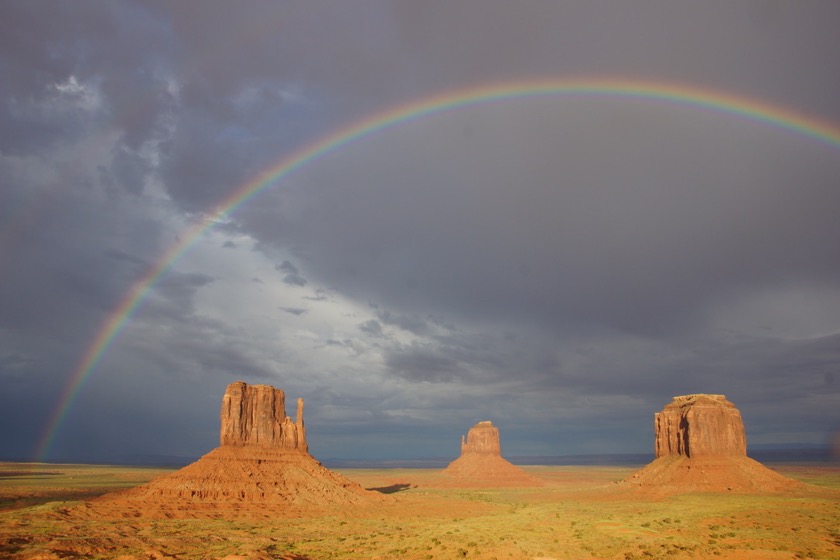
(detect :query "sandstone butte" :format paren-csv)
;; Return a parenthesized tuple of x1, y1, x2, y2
(622, 394, 801, 494)
(90, 381, 386, 517)
(443, 420, 543, 487)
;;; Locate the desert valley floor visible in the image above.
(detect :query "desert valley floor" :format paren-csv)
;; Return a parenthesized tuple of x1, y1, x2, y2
(1, 461, 838, 560)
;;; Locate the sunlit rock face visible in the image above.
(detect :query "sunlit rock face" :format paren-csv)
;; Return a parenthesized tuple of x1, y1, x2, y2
(460, 420, 502, 455)
(445, 421, 542, 487)
(220, 381, 307, 451)
(654, 394, 746, 458)
(622, 394, 801, 494)
(92, 381, 385, 515)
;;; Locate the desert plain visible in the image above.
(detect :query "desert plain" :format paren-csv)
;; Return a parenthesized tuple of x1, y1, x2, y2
(3, 385, 838, 560)
(1, 459, 838, 560)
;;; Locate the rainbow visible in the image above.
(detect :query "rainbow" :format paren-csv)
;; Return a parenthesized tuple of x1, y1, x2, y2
(35, 77, 840, 461)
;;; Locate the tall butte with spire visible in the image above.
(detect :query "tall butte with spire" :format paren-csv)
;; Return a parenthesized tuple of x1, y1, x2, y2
(622, 394, 800, 494)
(219, 381, 307, 450)
(444, 421, 542, 486)
(94, 381, 385, 517)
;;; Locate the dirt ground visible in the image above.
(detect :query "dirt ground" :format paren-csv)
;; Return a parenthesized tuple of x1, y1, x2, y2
(1, 461, 838, 560)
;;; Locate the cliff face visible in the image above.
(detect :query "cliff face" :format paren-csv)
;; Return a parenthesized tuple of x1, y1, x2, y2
(445, 420, 542, 487)
(460, 421, 502, 455)
(623, 393, 800, 494)
(95, 381, 385, 516)
(654, 394, 746, 458)
(219, 381, 307, 451)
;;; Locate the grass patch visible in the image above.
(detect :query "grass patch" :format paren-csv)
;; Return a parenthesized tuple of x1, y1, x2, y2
(1, 463, 838, 559)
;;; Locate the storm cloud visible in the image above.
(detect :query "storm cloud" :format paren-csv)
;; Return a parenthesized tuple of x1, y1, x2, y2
(1, 1, 838, 463)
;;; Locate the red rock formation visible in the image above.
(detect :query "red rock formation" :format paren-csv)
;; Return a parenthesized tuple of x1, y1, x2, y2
(444, 421, 542, 487)
(220, 381, 306, 451)
(460, 421, 501, 455)
(94, 381, 385, 516)
(654, 394, 746, 458)
(623, 394, 800, 494)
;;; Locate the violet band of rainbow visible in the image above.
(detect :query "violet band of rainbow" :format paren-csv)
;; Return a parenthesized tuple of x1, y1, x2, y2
(35, 77, 840, 461)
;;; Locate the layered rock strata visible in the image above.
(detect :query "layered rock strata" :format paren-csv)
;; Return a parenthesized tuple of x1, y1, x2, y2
(220, 381, 306, 450)
(623, 394, 800, 494)
(654, 394, 746, 458)
(460, 420, 501, 455)
(444, 421, 542, 486)
(94, 381, 384, 516)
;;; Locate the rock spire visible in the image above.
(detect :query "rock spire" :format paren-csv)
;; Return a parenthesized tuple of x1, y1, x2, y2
(93, 381, 385, 516)
(220, 381, 306, 451)
(444, 421, 542, 486)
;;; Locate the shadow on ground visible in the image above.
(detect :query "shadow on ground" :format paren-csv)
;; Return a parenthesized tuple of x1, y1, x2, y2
(367, 483, 415, 494)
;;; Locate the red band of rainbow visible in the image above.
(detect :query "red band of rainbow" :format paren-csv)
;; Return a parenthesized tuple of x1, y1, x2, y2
(35, 77, 840, 461)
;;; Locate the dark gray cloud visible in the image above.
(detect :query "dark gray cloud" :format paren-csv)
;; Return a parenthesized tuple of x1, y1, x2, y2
(375, 308, 430, 336)
(276, 260, 307, 287)
(358, 319, 384, 337)
(1, 0, 839, 463)
(304, 288, 329, 302)
(251, 105, 840, 337)
(279, 306, 307, 316)
(385, 346, 463, 384)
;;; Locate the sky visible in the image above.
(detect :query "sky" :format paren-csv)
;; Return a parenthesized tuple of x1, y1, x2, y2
(1, 0, 839, 464)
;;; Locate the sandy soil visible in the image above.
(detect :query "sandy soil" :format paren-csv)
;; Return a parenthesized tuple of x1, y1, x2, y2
(442, 453, 544, 487)
(617, 454, 804, 495)
(1, 462, 838, 560)
(91, 447, 388, 519)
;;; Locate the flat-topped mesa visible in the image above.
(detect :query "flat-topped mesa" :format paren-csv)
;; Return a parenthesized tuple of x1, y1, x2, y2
(461, 420, 502, 455)
(654, 394, 746, 458)
(621, 393, 802, 494)
(220, 381, 307, 451)
(445, 420, 542, 486)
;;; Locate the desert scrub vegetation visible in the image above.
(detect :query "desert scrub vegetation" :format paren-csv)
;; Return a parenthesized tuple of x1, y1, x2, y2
(1, 464, 839, 560)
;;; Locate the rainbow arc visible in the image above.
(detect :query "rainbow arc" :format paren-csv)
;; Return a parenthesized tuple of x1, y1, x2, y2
(35, 77, 840, 461)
